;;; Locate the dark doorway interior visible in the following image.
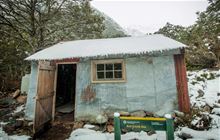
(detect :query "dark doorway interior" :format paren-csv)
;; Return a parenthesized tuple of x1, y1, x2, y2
(55, 64, 76, 121)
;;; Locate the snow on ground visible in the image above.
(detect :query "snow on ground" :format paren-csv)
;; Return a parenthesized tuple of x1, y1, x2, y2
(0, 125, 30, 140)
(176, 127, 220, 140)
(13, 105, 25, 114)
(0, 105, 30, 140)
(67, 69, 220, 140)
(67, 128, 167, 140)
(187, 69, 220, 108)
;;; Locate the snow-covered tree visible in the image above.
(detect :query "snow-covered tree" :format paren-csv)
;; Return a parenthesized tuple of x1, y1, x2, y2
(155, 0, 220, 69)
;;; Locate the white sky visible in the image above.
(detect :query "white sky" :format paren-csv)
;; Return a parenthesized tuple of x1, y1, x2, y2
(91, 0, 209, 33)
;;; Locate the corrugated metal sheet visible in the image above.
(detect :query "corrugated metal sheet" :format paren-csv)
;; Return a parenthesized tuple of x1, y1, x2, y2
(25, 34, 187, 61)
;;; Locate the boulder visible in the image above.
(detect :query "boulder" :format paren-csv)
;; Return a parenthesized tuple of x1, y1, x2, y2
(203, 105, 211, 113)
(96, 114, 108, 124)
(16, 95, 27, 104)
(119, 111, 130, 116)
(197, 89, 204, 98)
(147, 130, 156, 136)
(83, 124, 95, 129)
(15, 120, 23, 128)
(107, 124, 114, 133)
(12, 111, 24, 118)
(12, 89, 20, 99)
(130, 110, 146, 117)
(3, 124, 16, 134)
(178, 132, 193, 139)
(73, 121, 84, 129)
(174, 110, 185, 117)
(145, 111, 154, 117)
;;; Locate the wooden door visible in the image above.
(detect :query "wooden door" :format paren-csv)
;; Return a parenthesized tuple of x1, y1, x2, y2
(34, 61, 56, 133)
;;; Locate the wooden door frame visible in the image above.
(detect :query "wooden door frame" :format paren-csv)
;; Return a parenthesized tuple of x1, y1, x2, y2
(52, 62, 78, 121)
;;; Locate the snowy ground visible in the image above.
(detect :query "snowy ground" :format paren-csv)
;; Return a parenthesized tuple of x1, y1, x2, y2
(67, 69, 220, 140)
(0, 126, 30, 140)
(0, 69, 219, 140)
(0, 105, 30, 140)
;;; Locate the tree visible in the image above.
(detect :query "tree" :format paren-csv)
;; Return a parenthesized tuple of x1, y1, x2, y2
(0, 0, 105, 91)
(155, 0, 220, 69)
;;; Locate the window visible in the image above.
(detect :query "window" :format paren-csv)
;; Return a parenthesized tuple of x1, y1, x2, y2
(91, 59, 126, 83)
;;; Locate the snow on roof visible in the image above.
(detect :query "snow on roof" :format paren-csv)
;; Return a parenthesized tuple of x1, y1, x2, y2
(25, 34, 186, 61)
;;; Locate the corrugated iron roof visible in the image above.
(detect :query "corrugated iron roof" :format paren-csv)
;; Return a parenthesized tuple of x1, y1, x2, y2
(25, 34, 186, 61)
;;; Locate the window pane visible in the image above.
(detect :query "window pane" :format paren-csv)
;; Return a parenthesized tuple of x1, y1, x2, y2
(97, 72, 104, 79)
(97, 64, 104, 71)
(114, 63, 122, 70)
(114, 71, 122, 78)
(106, 64, 113, 70)
(106, 71, 113, 79)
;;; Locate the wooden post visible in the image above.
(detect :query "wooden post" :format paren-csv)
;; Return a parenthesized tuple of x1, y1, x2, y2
(165, 114, 174, 140)
(114, 112, 121, 140)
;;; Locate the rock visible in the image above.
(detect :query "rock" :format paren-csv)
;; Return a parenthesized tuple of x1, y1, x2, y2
(174, 110, 185, 117)
(147, 130, 156, 136)
(16, 95, 27, 104)
(96, 114, 108, 124)
(15, 120, 23, 128)
(218, 99, 220, 104)
(197, 89, 204, 98)
(90, 125, 100, 131)
(178, 132, 193, 139)
(3, 124, 16, 133)
(73, 121, 84, 129)
(12, 89, 20, 99)
(107, 124, 114, 133)
(119, 111, 130, 116)
(217, 92, 220, 96)
(145, 111, 154, 117)
(83, 124, 95, 129)
(130, 110, 146, 117)
(12, 111, 24, 118)
(203, 105, 211, 113)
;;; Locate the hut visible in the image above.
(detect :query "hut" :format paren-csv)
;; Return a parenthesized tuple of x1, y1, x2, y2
(25, 34, 190, 132)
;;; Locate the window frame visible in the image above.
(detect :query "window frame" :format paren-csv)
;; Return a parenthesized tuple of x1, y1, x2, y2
(91, 59, 126, 83)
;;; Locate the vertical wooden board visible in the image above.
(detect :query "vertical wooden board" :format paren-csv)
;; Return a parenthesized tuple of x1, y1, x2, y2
(174, 54, 190, 113)
(34, 61, 56, 133)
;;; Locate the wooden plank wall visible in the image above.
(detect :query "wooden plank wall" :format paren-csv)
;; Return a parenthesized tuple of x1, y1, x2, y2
(174, 53, 190, 113)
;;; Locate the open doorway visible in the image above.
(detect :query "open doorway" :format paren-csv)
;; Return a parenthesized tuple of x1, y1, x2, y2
(55, 64, 76, 122)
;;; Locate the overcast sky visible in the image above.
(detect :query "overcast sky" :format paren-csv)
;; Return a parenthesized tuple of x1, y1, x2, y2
(91, 0, 209, 33)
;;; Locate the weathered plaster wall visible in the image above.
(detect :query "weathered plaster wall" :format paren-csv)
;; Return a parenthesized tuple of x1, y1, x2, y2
(20, 74, 30, 94)
(75, 55, 178, 122)
(25, 61, 38, 120)
(25, 55, 178, 122)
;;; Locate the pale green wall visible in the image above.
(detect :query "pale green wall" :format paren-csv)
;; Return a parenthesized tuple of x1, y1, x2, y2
(25, 55, 178, 122)
(75, 55, 178, 122)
